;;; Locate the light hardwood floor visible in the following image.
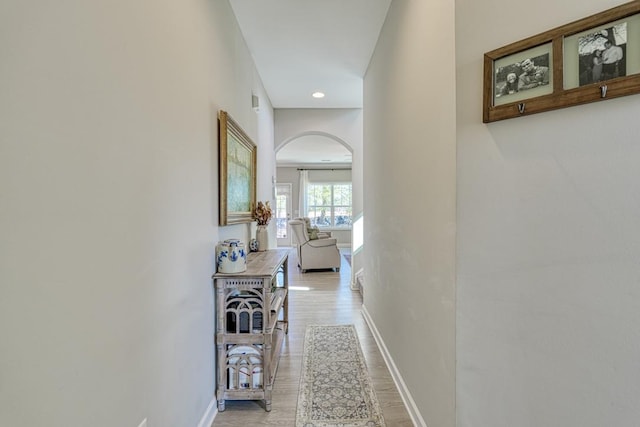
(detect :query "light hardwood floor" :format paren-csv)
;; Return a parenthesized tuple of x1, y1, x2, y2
(211, 247, 414, 427)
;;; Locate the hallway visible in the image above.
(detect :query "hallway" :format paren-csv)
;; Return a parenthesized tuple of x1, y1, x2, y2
(211, 248, 413, 426)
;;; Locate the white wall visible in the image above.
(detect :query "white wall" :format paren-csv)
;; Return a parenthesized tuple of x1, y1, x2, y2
(456, 0, 640, 426)
(364, 1, 457, 426)
(0, 1, 273, 426)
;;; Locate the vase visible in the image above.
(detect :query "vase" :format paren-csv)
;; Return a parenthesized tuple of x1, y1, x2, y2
(256, 225, 269, 251)
(215, 239, 247, 273)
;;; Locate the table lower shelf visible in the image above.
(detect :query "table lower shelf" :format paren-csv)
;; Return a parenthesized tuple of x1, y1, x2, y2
(217, 321, 287, 412)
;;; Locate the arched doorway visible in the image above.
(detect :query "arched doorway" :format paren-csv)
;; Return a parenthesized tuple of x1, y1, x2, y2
(275, 133, 352, 246)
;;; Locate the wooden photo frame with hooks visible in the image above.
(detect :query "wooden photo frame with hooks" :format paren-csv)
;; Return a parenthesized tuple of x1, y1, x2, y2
(483, 1, 640, 123)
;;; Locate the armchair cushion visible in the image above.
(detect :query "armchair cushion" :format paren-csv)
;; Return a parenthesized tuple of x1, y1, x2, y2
(309, 228, 319, 240)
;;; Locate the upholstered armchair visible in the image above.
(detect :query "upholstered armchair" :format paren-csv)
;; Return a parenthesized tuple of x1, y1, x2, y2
(288, 219, 341, 273)
(292, 217, 332, 239)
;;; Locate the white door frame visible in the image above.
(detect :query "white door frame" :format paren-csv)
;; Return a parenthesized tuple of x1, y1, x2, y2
(276, 183, 293, 247)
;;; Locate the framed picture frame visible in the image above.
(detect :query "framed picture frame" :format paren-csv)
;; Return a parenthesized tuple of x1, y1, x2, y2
(568, 22, 628, 88)
(493, 43, 553, 107)
(483, 0, 640, 123)
(218, 110, 257, 226)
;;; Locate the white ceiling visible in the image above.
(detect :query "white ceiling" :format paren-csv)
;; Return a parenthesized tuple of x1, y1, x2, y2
(229, 0, 391, 165)
(229, 0, 392, 109)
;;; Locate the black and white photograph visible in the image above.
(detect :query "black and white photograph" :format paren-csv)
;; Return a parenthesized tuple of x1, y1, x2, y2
(578, 22, 627, 86)
(494, 53, 550, 99)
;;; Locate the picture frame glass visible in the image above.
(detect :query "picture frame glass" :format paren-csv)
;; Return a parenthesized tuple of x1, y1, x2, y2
(493, 43, 553, 106)
(226, 131, 253, 213)
(564, 13, 640, 89)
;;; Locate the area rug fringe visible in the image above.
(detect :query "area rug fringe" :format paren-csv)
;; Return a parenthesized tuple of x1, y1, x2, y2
(296, 324, 386, 427)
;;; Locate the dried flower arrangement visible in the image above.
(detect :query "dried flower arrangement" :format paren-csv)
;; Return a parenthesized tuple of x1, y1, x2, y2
(253, 201, 272, 226)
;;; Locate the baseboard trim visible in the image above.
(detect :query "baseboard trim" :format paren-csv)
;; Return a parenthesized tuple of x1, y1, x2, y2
(361, 305, 427, 427)
(197, 395, 218, 427)
(350, 268, 364, 292)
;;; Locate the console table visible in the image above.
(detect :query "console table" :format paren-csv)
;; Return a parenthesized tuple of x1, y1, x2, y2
(212, 248, 289, 411)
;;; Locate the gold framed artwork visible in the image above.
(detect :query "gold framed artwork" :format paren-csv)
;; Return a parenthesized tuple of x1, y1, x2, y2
(483, 1, 640, 123)
(218, 110, 257, 226)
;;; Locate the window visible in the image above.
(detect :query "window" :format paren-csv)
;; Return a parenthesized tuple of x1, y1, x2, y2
(306, 183, 352, 228)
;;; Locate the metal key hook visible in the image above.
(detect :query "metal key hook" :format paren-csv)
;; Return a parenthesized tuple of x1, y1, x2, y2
(600, 85, 608, 98)
(518, 103, 526, 114)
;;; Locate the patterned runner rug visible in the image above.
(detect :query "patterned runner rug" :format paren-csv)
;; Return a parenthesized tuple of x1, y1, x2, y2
(296, 324, 386, 427)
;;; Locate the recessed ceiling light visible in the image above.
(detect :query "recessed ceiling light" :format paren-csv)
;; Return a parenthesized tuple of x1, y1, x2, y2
(312, 91, 325, 98)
